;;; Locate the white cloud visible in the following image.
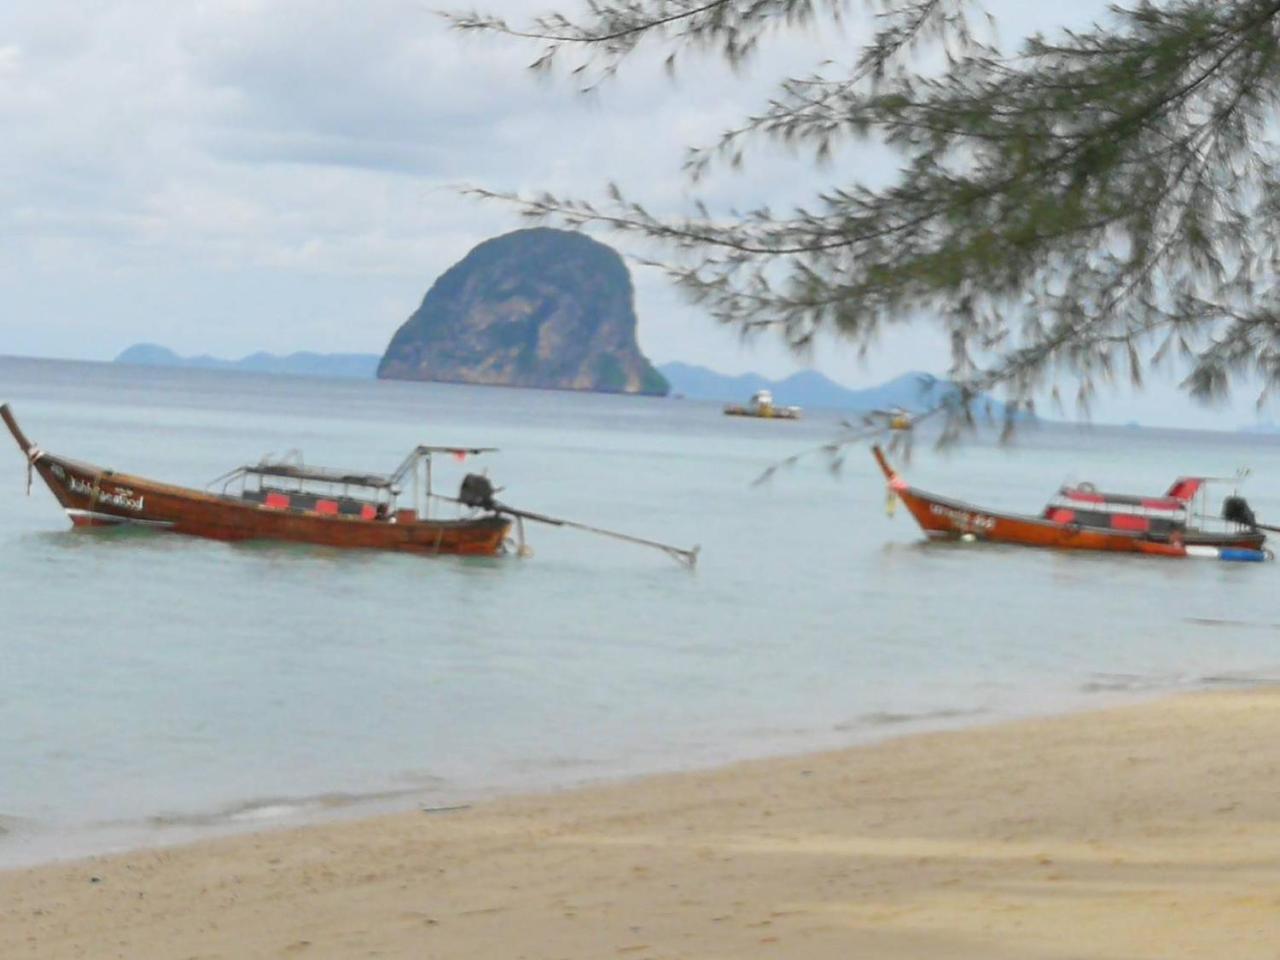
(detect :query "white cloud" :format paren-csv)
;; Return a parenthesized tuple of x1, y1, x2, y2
(0, 0, 1245, 427)
(0, 43, 20, 73)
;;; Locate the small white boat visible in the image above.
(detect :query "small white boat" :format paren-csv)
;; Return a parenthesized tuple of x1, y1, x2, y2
(723, 389, 801, 420)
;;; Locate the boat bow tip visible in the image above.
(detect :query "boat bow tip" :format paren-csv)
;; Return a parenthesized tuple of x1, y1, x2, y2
(871, 445, 895, 481)
(1, 403, 34, 455)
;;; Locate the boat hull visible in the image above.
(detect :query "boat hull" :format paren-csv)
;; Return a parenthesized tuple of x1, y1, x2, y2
(26, 451, 512, 556)
(723, 406, 801, 420)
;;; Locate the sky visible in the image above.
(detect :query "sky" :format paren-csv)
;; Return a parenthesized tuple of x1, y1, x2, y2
(0, 0, 1267, 428)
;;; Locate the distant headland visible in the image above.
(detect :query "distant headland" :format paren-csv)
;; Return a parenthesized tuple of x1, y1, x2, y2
(115, 343, 381, 380)
(113, 346, 992, 415)
(113, 226, 995, 413)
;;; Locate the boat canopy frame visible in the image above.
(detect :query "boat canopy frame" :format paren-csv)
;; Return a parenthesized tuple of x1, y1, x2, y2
(1047, 470, 1254, 536)
(208, 444, 498, 519)
(1182, 470, 1253, 534)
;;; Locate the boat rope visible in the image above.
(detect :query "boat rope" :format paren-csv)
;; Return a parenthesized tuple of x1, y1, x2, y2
(20, 446, 43, 496)
(516, 515, 531, 558)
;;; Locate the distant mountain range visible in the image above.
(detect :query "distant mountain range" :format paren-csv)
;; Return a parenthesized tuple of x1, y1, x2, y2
(656, 361, 992, 412)
(114, 345, 993, 413)
(115, 343, 381, 379)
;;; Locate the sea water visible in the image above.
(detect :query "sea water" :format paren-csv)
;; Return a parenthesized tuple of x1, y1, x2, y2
(3, 354, 1280, 866)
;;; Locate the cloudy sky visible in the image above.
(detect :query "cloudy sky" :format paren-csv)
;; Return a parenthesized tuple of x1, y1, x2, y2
(0, 0, 1264, 427)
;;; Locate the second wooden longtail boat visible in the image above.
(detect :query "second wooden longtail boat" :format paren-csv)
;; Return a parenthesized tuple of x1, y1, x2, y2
(873, 445, 1270, 561)
(2, 404, 698, 566)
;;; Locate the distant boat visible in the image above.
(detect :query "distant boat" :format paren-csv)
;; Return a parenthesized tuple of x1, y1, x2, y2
(871, 406, 914, 430)
(723, 389, 801, 421)
(874, 445, 1270, 561)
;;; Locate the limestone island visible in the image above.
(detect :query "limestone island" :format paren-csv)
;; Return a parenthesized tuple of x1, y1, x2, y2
(377, 228, 669, 396)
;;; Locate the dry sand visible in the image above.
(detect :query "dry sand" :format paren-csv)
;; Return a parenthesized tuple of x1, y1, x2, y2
(5, 688, 1280, 959)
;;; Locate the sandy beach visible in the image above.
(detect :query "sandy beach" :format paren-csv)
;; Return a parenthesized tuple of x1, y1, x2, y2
(5, 689, 1280, 959)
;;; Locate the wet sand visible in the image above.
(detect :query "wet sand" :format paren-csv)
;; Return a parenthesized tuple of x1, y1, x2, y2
(5, 688, 1280, 959)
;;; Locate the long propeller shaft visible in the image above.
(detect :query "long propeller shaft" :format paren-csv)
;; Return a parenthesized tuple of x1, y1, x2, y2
(437, 489, 698, 568)
(495, 501, 699, 569)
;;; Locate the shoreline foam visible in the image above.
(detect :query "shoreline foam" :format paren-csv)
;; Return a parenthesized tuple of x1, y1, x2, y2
(0, 672, 1261, 872)
(5, 686, 1280, 959)
(0, 679, 1160, 873)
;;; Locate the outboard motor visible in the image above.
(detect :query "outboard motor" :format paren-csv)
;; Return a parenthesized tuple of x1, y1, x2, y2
(1223, 495, 1257, 529)
(459, 473, 497, 511)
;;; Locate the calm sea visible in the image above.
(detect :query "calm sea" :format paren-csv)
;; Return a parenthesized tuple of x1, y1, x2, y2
(3, 354, 1279, 866)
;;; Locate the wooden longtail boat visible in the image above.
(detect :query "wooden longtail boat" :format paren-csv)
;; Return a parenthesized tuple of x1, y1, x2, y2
(2, 404, 511, 556)
(2, 404, 700, 566)
(873, 445, 1270, 561)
